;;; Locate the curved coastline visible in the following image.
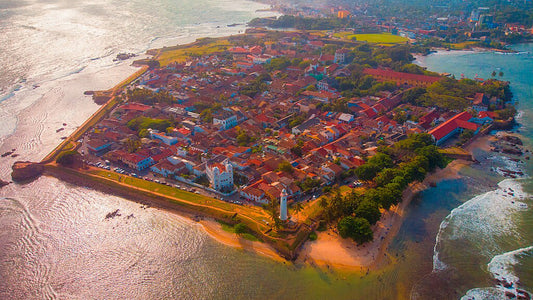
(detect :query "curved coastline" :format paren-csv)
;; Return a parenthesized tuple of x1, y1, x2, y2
(29, 35, 505, 273)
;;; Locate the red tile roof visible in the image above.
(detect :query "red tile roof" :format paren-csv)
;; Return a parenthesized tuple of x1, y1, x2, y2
(428, 112, 478, 141)
(478, 111, 495, 119)
(119, 103, 151, 112)
(363, 68, 441, 84)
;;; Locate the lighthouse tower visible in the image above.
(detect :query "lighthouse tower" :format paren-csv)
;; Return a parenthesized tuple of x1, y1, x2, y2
(280, 189, 288, 221)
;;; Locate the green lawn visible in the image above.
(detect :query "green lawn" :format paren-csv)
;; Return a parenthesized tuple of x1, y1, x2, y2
(90, 169, 234, 209)
(334, 32, 408, 44)
(157, 39, 232, 66)
(218, 221, 261, 242)
(87, 169, 273, 230)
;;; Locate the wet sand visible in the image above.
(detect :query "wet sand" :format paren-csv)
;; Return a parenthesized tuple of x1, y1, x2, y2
(199, 218, 285, 262)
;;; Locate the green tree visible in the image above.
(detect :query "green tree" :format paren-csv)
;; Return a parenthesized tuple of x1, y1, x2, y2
(56, 150, 79, 166)
(277, 161, 294, 174)
(355, 164, 379, 181)
(234, 223, 248, 234)
(139, 128, 149, 138)
(125, 138, 141, 153)
(291, 145, 303, 157)
(337, 216, 373, 244)
(355, 199, 381, 225)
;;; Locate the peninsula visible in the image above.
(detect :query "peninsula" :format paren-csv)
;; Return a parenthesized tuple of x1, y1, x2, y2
(14, 27, 519, 266)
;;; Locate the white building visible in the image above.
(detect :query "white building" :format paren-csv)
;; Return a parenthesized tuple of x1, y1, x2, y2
(280, 189, 288, 221)
(206, 158, 234, 191)
(334, 49, 349, 64)
(213, 111, 238, 130)
(240, 186, 267, 204)
(149, 129, 178, 146)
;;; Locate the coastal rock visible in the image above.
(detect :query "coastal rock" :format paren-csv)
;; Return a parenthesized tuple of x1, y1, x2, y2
(11, 161, 44, 183)
(493, 118, 516, 130)
(502, 147, 523, 156)
(0, 179, 9, 188)
(503, 135, 523, 146)
(506, 291, 516, 299)
(517, 290, 531, 300)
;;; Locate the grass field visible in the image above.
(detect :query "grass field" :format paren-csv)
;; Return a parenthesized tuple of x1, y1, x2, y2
(157, 38, 232, 66)
(334, 32, 408, 44)
(219, 221, 260, 241)
(88, 169, 272, 227)
(445, 41, 479, 50)
(440, 147, 470, 155)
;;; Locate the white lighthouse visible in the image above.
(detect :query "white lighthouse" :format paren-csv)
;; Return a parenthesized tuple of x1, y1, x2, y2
(280, 189, 288, 221)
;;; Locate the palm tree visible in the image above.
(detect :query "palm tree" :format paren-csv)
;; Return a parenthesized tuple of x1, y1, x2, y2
(293, 201, 304, 221)
(319, 196, 328, 209)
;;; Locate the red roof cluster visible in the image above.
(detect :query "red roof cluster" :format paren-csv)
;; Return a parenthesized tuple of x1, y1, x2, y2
(363, 68, 441, 85)
(428, 112, 478, 141)
(118, 103, 151, 112)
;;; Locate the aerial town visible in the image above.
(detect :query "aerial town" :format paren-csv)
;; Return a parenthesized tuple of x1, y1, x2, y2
(77, 29, 512, 214)
(3, 0, 533, 298)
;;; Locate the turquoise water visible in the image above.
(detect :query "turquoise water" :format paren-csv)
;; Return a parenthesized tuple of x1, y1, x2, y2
(417, 45, 533, 299)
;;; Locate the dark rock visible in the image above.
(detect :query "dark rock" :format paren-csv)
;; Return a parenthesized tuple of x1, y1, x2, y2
(0, 179, 9, 188)
(502, 147, 523, 156)
(506, 291, 516, 298)
(11, 162, 44, 183)
(105, 209, 121, 219)
(503, 135, 523, 146)
(517, 290, 531, 300)
(1, 151, 13, 157)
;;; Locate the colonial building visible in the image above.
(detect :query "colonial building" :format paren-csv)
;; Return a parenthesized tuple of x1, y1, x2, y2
(149, 129, 178, 146)
(363, 68, 441, 87)
(206, 158, 234, 191)
(334, 48, 350, 64)
(213, 110, 238, 130)
(428, 112, 480, 145)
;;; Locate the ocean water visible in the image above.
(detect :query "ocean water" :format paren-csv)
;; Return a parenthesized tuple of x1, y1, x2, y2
(1, 1, 532, 298)
(416, 45, 533, 299)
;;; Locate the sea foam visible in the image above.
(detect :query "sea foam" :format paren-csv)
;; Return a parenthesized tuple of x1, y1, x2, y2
(433, 179, 530, 272)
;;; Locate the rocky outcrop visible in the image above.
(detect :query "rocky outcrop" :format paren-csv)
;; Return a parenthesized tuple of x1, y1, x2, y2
(0, 179, 9, 188)
(493, 118, 516, 130)
(11, 161, 44, 183)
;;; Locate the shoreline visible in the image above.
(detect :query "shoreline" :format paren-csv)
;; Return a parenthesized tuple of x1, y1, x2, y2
(198, 218, 285, 262)
(296, 159, 470, 272)
(28, 29, 515, 273)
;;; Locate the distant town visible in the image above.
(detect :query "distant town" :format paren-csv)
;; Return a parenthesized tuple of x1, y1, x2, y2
(254, 0, 533, 52)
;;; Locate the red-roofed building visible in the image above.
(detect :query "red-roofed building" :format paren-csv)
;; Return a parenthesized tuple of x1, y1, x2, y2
(308, 40, 324, 48)
(118, 103, 151, 112)
(363, 107, 378, 118)
(240, 185, 266, 203)
(363, 68, 441, 87)
(418, 109, 440, 129)
(121, 153, 154, 171)
(428, 112, 479, 145)
(206, 158, 234, 191)
(472, 93, 489, 112)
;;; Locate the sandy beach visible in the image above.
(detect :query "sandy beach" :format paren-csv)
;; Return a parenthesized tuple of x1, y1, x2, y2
(199, 218, 285, 262)
(296, 159, 472, 272)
